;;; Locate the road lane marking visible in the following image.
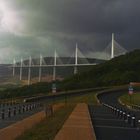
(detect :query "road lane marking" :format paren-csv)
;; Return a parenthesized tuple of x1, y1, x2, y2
(95, 125, 137, 130)
(93, 118, 124, 121)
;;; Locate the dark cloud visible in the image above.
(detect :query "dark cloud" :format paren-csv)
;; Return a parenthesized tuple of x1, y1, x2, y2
(0, 0, 140, 63)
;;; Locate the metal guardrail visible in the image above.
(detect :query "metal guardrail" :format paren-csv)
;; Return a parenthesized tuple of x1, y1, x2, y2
(0, 102, 42, 120)
(24, 87, 108, 102)
(131, 104, 140, 110)
(94, 87, 140, 128)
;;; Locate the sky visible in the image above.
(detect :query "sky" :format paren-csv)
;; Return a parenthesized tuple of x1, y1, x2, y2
(0, 0, 139, 63)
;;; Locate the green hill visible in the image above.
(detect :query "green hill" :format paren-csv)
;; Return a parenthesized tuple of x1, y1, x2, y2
(61, 49, 140, 90)
(1, 50, 140, 99)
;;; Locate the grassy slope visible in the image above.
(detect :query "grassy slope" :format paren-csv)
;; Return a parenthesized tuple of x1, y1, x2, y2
(120, 93, 140, 105)
(16, 91, 98, 140)
(57, 92, 98, 105)
(1, 50, 140, 99)
(16, 105, 75, 140)
(62, 50, 140, 90)
(119, 86, 140, 105)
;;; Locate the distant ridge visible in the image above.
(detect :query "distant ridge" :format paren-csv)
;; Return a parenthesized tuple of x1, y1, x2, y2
(61, 50, 140, 90)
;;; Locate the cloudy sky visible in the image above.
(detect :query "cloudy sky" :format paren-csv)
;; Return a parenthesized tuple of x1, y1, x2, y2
(0, 0, 139, 63)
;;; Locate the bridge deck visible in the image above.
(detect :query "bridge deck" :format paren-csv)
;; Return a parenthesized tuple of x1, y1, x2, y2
(54, 103, 96, 140)
(12, 63, 97, 68)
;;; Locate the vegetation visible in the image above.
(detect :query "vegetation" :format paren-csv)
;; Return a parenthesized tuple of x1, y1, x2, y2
(52, 92, 99, 105)
(120, 86, 140, 105)
(16, 105, 75, 140)
(1, 49, 140, 99)
(16, 91, 98, 140)
(61, 49, 140, 90)
(120, 93, 140, 105)
(0, 82, 53, 99)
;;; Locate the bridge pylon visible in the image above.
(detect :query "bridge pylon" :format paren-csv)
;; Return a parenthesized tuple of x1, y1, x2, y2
(39, 54, 43, 82)
(53, 50, 57, 81)
(74, 43, 78, 74)
(28, 56, 32, 85)
(111, 33, 114, 59)
(20, 58, 23, 81)
(12, 59, 16, 77)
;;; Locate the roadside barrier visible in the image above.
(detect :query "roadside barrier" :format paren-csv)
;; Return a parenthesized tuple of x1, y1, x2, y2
(123, 112, 127, 120)
(127, 113, 131, 124)
(8, 108, 11, 117)
(96, 88, 138, 128)
(13, 107, 16, 116)
(0, 102, 43, 120)
(1, 109, 4, 119)
(102, 103, 137, 128)
(131, 115, 136, 127)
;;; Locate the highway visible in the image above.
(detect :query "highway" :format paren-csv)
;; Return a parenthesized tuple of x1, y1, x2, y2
(0, 89, 99, 129)
(89, 91, 140, 140)
(1, 88, 140, 140)
(0, 102, 43, 129)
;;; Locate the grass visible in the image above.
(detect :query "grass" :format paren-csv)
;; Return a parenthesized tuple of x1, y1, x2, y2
(67, 92, 98, 105)
(16, 104, 75, 140)
(119, 85, 140, 106)
(16, 92, 98, 140)
(120, 92, 140, 105)
(50, 92, 99, 105)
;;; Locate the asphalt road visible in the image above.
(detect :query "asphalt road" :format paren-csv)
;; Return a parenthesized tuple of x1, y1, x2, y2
(0, 102, 43, 129)
(89, 91, 140, 140)
(0, 90, 96, 129)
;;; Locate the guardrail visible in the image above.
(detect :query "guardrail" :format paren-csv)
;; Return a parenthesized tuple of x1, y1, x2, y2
(94, 86, 140, 128)
(24, 87, 108, 102)
(0, 102, 42, 120)
(102, 103, 137, 128)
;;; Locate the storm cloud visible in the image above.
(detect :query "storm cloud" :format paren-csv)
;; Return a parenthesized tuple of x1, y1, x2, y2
(0, 0, 140, 63)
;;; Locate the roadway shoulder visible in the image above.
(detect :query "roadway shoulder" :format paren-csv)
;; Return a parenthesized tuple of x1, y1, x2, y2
(54, 103, 96, 140)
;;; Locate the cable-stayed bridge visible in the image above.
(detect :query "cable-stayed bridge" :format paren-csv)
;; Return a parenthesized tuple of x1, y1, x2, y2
(12, 33, 127, 85)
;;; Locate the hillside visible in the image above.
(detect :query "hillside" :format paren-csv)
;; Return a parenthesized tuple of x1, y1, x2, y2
(61, 50, 140, 90)
(0, 50, 140, 99)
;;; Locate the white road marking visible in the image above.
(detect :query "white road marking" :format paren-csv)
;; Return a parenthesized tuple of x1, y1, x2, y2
(95, 125, 137, 130)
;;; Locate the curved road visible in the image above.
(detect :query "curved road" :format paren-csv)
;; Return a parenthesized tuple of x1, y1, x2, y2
(0, 89, 97, 129)
(89, 90, 140, 140)
(99, 91, 140, 118)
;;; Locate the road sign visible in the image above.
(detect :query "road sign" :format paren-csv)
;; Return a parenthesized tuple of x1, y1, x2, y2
(128, 85, 134, 95)
(52, 82, 56, 93)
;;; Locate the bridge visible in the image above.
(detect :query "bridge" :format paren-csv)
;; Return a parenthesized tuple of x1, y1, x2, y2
(12, 33, 127, 85)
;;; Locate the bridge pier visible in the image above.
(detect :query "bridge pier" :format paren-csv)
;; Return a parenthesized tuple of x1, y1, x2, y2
(13, 59, 16, 76)
(28, 56, 32, 85)
(39, 54, 43, 82)
(20, 58, 23, 81)
(74, 43, 78, 74)
(53, 50, 57, 81)
(111, 33, 114, 59)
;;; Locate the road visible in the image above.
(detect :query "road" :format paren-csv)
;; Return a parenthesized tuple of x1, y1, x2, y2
(0, 90, 97, 129)
(89, 91, 140, 140)
(0, 102, 43, 129)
